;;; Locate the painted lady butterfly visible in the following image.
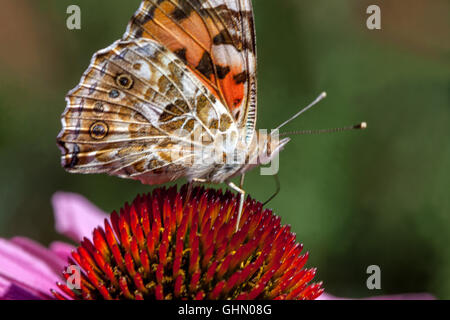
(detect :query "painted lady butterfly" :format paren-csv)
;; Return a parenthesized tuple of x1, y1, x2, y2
(57, 0, 306, 228)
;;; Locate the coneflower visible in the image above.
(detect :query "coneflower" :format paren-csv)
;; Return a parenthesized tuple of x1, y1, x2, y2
(53, 185, 323, 300)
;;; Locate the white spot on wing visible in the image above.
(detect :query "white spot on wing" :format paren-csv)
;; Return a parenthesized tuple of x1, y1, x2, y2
(135, 60, 152, 81)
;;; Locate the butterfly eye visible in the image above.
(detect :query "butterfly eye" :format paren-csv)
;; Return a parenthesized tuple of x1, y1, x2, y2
(89, 121, 109, 140)
(116, 74, 133, 90)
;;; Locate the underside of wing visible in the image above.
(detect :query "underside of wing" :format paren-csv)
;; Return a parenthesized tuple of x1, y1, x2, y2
(124, 0, 258, 143)
(57, 38, 238, 184)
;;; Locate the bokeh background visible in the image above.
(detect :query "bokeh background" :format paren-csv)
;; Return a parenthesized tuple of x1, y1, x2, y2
(0, 0, 449, 299)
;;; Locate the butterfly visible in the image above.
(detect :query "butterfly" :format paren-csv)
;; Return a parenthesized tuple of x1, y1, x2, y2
(57, 0, 292, 229)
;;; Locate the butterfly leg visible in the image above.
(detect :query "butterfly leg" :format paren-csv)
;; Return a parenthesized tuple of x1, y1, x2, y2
(239, 174, 245, 189)
(227, 178, 246, 232)
(263, 174, 280, 206)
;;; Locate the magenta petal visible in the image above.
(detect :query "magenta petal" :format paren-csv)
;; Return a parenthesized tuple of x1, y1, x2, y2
(0, 277, 43, 300)
(365, 293, 435, 300)
(318, 292, 435, 300)
(0, 238, 62, 299)
(49, 241, 75, 261)
(52, 192, 108, 242)
(11, 238, 68, 274)
(0, 277, 13, 298)
(317, 293, 343, 300)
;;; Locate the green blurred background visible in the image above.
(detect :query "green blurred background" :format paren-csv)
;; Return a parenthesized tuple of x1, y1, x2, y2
(0, 0, 449, 298)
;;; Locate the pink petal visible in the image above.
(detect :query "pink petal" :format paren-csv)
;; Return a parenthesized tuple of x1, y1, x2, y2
(52, 192, 108, 242)
(364, 293, 435, 300)
(49, 242, 75, 261)
(0, 276, 43, 300)
(0, 277, 8, 295)
(11, 238, 68, 273)
(318, 292, 435, 300)
(317, 293, 343, 300)
(0, 238, 62, 298)
(0, 277, 12, 298)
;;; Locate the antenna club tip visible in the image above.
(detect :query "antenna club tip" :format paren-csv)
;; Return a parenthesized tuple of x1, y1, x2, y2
(320, 92, 327, 99)
(355, 122, 368, 130)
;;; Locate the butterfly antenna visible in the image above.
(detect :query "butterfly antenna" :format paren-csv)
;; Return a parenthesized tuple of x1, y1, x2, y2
(279, 122, 367, 137)
(275, 92, 327, 130)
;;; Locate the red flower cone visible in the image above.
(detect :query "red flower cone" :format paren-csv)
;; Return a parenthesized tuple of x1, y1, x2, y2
(54, 185, 323, 300)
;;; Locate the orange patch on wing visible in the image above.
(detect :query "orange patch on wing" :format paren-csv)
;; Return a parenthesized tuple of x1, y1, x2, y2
(137, 3, 224, 101)
(132, 1, 246, 118)
(219, 68, 245, 113)
(141, 5, 207, 64)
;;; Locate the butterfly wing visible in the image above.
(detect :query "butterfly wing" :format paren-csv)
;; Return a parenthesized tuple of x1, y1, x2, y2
(124, 0, 257, 143)
(57, 38, 238, 184)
